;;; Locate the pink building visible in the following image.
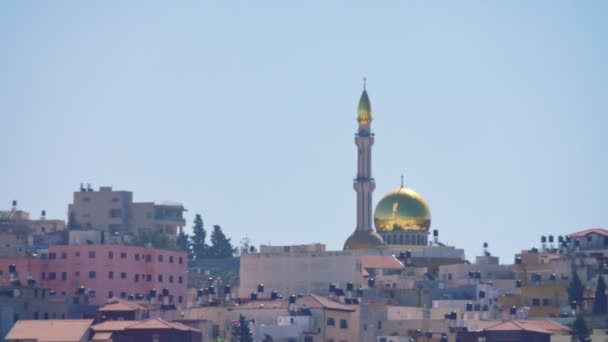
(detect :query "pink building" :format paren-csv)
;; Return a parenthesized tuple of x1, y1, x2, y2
(0, 244, 187, 306)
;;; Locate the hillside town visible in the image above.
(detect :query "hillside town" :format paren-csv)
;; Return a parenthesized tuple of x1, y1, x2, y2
(0, 89, 606, 342)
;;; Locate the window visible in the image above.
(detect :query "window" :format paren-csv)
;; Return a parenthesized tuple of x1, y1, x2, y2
(112, 197, 120, 203)
(339, 319, 348, 329)
(169, 275, 174, 283)
(108, 291, 113, 298)
(49, 272, 56, 280)
(108, 251, 114, 259)
(327, 318, 335, 326)
(146, 274, 152, 282)
(169, 256, 174, 263)
(83, 213, 91, 219)
(135, 254, 140, 261)
(61, 252, 67, 259)
(532, 298, 541, 306)
(33, 312, 39, 319)
(178, 276, 183, 284)
(109, 208, 122, 218)
(75, 251, 81, 257)
(120, 252, 127, 259)
(120, 292, 126, 298)
(178, 256, 183, 264)
(44, 312, 49, 319)
(304, 337, 314, 342)
(542, 298, 552, 306)
(146, 254, 152, 262)
(75, 271, 80, 277)
(134, 274, 140, 282)
(41, 272, 46, 280)
(121, 272, 127, 279)
(108, 271, 114, 280)
(158, 275, 163, 282)
(61, 272, 67, 281)
(158, 255, 163, 262)
(89, 271, 96, 279)
(49, 252, 56, 260)
(83, 197, 91, 202)
(89, 290, 96, 298)
(89, 251, 96, 258)
(178, 296, 183, 304)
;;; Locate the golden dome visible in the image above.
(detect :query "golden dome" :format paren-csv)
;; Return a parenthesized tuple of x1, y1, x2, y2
(374, 186, 431, 232)
(343, 230, 384, 250)
(357, 89, 372, 125)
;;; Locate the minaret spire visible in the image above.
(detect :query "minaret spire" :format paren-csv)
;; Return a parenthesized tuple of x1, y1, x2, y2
(344, 83, 385, 250)
(401, 174, 404, 188)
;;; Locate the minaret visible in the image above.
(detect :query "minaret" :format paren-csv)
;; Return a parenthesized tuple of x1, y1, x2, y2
(344, 81, 385, 250)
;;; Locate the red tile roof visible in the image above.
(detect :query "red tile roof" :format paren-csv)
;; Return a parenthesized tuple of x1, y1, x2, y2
(91, 332, 113, 341)
(484, 320, 570, 334)
(360, 255, 405, 270)
(568, 228, 608, 238)
(92, 320, 139, 332)
(234, 294, 355, 312)
(5, 319, 94, 342)
(99, 297, 148, 312)
(92, 318, 201, 333)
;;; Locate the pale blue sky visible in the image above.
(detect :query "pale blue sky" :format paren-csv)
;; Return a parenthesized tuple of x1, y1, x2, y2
(1, 1, 607, 262)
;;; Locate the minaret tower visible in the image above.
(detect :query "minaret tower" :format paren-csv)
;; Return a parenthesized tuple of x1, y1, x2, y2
(344, 81, 385, 250)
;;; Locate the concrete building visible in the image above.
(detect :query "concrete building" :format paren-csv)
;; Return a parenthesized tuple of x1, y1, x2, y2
(185, 294, 360, 342)
(67, 185, 185, 240)
(0, 244, 187, 306)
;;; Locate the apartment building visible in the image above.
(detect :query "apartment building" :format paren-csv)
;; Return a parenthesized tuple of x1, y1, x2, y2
(0, 244, 187, 306)
(67, 185, 185, 240)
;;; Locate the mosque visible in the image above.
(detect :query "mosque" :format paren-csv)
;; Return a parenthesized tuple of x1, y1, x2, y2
(239, 84, 463, 298)
(344, 84, 433, 250)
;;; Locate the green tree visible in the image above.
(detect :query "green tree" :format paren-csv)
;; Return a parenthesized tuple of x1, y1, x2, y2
(570, 314, 590, 342)
(209, 225, 236, 258)
(238, 236, 257, 255)
(235, 314, 253, 342)
(67, 212, 81, 230)
(568, 269, 584, 305)
(131, 229, 172, 249)
(593, 275, 607, 314)
(176, 229, 192, 259)
(190, 214, 208, 261)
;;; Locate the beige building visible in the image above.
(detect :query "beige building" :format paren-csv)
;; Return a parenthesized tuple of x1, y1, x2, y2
(67, 185, 185, 240)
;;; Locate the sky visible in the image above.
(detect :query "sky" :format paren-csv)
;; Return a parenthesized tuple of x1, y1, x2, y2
(1, 1, 607, 262)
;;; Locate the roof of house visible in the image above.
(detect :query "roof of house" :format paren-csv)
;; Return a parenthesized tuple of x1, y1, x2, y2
(92, 318, 200, 333)
(484, 320, 571, 334)
(568, 228, 608, 238)
(99, 297, 148, 312)
(5, 319, 94, 342)
(92, 320, 140, 332)
(360, 255, 405, 270)
(90, 332, 113, 341)
(234, 294, 356, 312)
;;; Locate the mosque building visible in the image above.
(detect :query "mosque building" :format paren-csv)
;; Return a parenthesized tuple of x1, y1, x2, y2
(344, 84, 433, 250)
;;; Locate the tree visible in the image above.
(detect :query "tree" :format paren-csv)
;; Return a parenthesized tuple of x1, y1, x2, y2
(568, 269, 584, 306)
(190, 214, 208, 261)
(176, 229, 192, 260)
(570, 314, 590, 342)
(67, 212, 81, 230)
(238, 236, 257, 255)
(208, 225, 236, 258)
(234, 314, 253, 342)
(131, 229, 172, 249)
(593, 275, 607, 314)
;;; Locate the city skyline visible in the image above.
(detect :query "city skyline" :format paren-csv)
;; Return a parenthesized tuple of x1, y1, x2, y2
(1, 1, 607, 262)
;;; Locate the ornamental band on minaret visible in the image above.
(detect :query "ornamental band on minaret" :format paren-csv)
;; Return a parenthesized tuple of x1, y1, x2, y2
(344, 82, 385, 250)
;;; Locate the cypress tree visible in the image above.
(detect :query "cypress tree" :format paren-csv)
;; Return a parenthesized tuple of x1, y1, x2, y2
(593, 275, 607, 314)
